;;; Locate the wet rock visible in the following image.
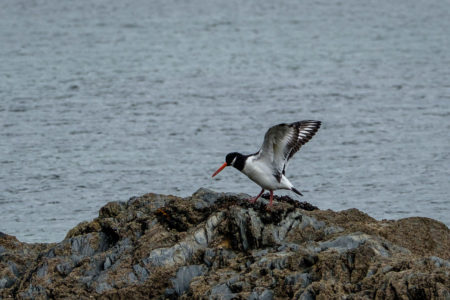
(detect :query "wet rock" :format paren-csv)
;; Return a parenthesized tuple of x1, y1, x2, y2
(210, 283, 235, 299)
(0, 276, 14, 289)
(257, 251, 291, 270)
(192, 187, 224, 209)
(317, 232, 371, 253)
(132, 264, 149, 282)
(0, 189, 449, 299)
(171, 265, 206, 295)
(285, 272, 311, 288)
(55, 261, 73, 276)
(248, 288, 274, 300)
(36, 263, 48, 278)
(95, 281, 112, 293)
(70, 234, 95, 256)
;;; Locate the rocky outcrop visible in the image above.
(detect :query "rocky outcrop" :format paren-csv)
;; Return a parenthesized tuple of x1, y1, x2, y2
(1, 188, 449, 299)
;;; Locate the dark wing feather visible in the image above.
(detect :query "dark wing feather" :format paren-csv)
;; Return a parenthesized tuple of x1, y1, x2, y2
(257, 120, 321, 176)
(286, 120, 321, 161)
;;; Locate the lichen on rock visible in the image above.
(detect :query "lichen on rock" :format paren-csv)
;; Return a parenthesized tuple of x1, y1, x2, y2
(1, 188, 449, 299)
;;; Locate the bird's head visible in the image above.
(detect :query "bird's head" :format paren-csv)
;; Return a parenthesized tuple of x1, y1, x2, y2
(225, 152, 240, 166)
(212, 152, 244, 177)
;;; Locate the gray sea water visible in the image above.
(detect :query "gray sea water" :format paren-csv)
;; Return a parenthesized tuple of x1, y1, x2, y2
(1, 0, 449, 243)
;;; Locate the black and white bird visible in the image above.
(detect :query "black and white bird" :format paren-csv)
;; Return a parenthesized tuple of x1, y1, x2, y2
(212, 120, 321, 209)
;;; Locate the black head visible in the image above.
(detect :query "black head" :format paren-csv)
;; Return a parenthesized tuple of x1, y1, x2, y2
(225, 152, 239, 166)
(212, 152, 247, 178)
(225, 152, 246, 171)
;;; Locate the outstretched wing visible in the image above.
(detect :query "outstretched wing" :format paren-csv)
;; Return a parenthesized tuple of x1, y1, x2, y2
(256, 120, 321, 178)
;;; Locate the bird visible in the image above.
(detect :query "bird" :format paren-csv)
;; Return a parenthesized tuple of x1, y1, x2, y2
(212, 120, 321, 209)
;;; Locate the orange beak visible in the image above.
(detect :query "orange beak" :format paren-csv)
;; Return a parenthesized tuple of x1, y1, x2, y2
(212, 162, 227, 177)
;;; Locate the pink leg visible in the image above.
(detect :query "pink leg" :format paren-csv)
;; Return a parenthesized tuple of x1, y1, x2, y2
(249, 188, 265, 204)
(266, 190, 274, 210)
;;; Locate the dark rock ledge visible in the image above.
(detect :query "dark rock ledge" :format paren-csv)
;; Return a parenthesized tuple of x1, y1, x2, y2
(1, 188, 449, 299)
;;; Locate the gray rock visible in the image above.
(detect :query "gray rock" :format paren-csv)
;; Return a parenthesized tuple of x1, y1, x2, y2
(317, 232, 370, 253)
(248, 210, 263, 247)
(144, 246, 177, 267)
(192, 188, 249, 209)
(298, 215, 325, 230)
(44, 249, 55, 258)
(257, 252, 290, 270)
(429, 256, 450, 268)
(102, 238, 132, 271)
(1, 189, 448, 299)
(36, 264, 48, 278)
(78, 275, 93, 285)
(91, 256, 107, 274)
(278, 243, 300, 252)
(144, 212, 224, 267)
(69, 254, 83, 266)
(226, 275, 240, 286)
(0, 276, 15, 289)
(298, 289, 315, 300)
(315, 232, 410, 258)
(8, 261, 19, 277)
(272, 211, 302, 243)
(254, 249, 269, 257)
(192, 188, 222, 209)
(323, 226, 344, 235)
(165, 288, 176, 297)
(127, 272, 138, 284)
(116, 237, 132, 251)
(208, 249, 237, 270)
(259, 289, 274, 300)
(205, 212, 224, 242)
(56, 261, 73, 276)
(203, 248, 216, 267)
(70, 234, 95, 256)
(96, 282, 113, 293)
(20, 284, 47, 299)
(248, 289, 274, 300)
(365, 267, 377, 277)
(171, 265, 206, 295)
(229, 207, 279, 250)
(285, 272, 311, 288)
(133, 264, 149, 282)
(210, 283, 235, 300)
(382, 265, 393, 273)
(226, 208, 313, 251)
(245, 260, 252, 268)
(194, 228, 208, 246)
(103, 256, 112, 270)
(236, 209, 250, 251)
(94, 272, 111, 292)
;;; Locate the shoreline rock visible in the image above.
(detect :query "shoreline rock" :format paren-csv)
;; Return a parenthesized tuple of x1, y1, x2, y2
(1, 188, 449, 299)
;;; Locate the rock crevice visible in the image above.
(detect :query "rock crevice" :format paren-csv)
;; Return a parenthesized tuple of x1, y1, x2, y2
(1, 188, 449, 299)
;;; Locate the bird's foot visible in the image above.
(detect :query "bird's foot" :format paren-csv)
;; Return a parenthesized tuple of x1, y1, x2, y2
(248, 197, 258, 204)
(265, 203, 273, 211)
(248, 189, 265, 204)
(265, 190, 274, 211)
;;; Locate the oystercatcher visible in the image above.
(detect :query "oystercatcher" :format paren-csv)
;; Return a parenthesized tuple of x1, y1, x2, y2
(212, 120, 321, 209)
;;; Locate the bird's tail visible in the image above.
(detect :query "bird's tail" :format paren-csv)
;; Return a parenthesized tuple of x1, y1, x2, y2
(291, 187, 303, 196)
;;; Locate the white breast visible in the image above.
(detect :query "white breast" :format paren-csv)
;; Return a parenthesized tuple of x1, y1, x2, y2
(241, 156, 293, 190)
